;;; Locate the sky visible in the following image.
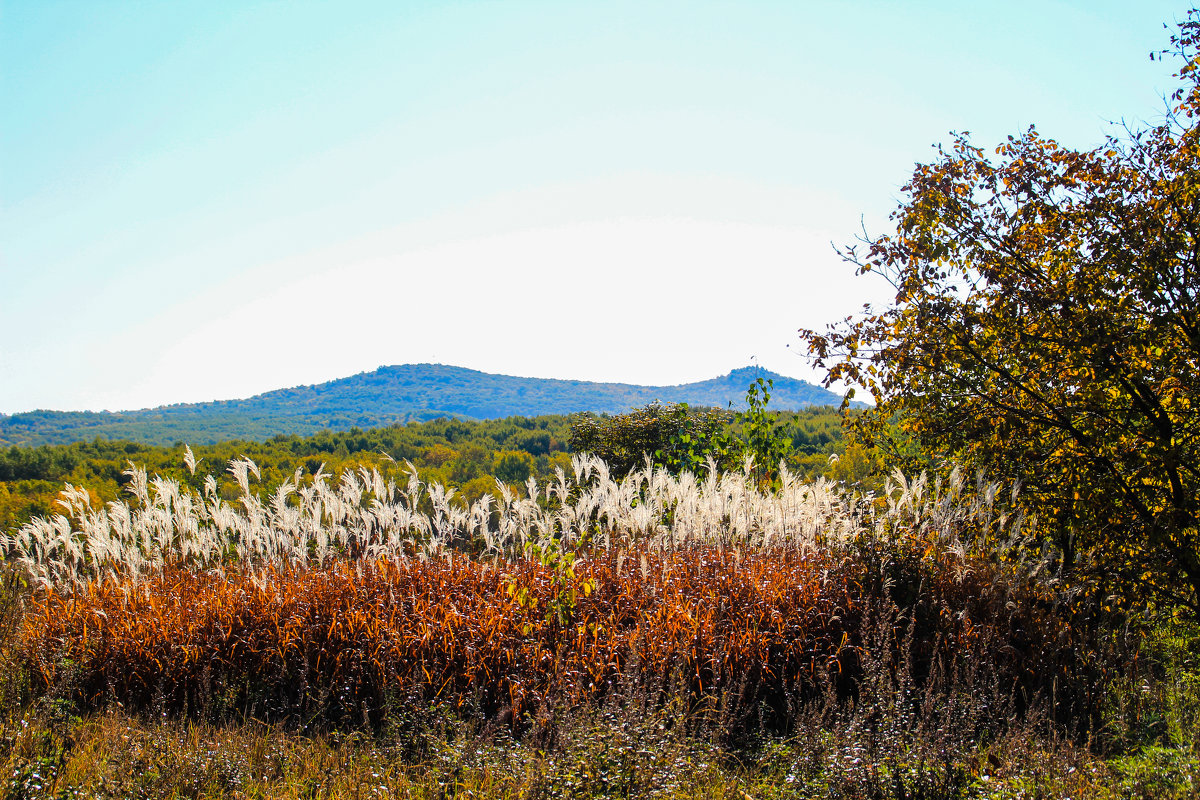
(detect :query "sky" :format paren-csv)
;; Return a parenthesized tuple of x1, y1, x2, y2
(0, 0, 1189, 413)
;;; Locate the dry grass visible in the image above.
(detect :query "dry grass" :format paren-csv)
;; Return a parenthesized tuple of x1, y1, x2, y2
(18, 543, 1120, 743)
(0, 453, 1165, 799)
(1, 452, 1022, 591)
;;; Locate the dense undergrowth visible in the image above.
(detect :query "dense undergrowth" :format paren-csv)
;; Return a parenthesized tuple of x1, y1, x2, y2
(0, 453, 1196, 797)
(20, 546, 1119, 739)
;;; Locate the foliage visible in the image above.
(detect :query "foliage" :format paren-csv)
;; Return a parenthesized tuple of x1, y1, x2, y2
(506, 539, 595, 630)
(738, 376, 794, 490)
(1, 447, 1131, 746)
(0, 452, 1193, 798)
(0, 406, 860, 539)
(0, 415, 577, 535)
(19, 543, 1123, 741)
(0, 364, 847, 448)
(570, 376, 818, 488)
(801, 15, 1200, 611)
(0, 546, 1192, 800)
(0, 664, 1166, 800)
(1, 451, 876, 589)
(10, 7, 1200, 795)
(568, 402, 737, 478)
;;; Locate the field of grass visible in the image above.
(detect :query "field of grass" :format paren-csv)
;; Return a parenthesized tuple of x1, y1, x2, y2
(0, 454, 1197, 798)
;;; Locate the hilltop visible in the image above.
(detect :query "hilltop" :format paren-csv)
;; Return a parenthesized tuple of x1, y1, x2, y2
(0, 364, 849, 447)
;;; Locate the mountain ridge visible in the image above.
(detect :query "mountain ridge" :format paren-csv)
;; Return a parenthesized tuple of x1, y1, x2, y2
(0, 364, 851, 447)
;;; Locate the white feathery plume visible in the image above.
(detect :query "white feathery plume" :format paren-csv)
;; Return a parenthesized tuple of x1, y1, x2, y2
(183, 445, 202, 476)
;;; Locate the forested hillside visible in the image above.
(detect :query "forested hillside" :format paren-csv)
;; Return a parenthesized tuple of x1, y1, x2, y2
(0, 364, 848, 448)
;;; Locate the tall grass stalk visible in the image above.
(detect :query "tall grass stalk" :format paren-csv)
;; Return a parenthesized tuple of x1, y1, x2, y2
(2, 454, 1029, 592)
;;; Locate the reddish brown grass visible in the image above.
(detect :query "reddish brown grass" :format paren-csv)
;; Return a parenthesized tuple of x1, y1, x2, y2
(19, 544, 1121, 739)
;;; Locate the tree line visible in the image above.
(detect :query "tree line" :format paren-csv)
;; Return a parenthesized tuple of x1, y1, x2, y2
(0, 405, 856, 534)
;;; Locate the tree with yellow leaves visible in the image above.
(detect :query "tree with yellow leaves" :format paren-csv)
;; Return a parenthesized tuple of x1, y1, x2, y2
(803, 13, 1200, 611)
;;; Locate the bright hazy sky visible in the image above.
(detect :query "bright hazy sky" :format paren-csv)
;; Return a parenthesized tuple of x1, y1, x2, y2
(0, 1, 1188, 413)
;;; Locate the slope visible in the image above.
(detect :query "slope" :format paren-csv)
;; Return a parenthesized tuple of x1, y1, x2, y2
(0, 364, 848, 447)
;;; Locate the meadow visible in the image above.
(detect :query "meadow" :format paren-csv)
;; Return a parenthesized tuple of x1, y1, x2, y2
(0, 440, 1196, 798)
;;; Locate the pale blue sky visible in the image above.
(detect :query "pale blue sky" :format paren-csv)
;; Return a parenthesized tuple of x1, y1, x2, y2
(0, 0, 1187, 412)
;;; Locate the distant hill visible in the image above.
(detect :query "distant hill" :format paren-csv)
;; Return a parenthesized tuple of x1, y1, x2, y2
(0, 364, 851, 447)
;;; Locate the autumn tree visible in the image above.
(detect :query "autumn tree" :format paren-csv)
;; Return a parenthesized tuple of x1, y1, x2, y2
(802, 14, 1200, 611)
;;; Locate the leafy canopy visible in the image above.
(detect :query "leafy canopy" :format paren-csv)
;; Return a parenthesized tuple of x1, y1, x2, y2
(568, 402, 738, 478)
(802, 13, 1200, 611)
(568, 377, 802, 491)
